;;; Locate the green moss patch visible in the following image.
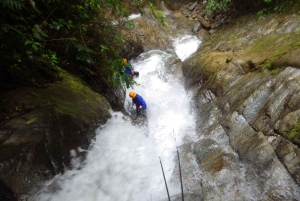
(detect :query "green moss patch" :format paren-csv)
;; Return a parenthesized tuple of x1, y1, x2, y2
(0, 68, 111, 125)
(287, 118, 300, 140)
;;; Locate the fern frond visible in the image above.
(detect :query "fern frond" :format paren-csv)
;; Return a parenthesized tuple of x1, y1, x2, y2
(1, 0, 26, 11)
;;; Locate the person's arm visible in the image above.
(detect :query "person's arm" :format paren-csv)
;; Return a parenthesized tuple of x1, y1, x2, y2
(137, 96, 146, 109)
(141, 97, 147, 109)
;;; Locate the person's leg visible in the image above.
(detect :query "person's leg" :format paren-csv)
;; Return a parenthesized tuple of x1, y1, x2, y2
(140, 109, 146, 118)
(136, 107, 140, 116)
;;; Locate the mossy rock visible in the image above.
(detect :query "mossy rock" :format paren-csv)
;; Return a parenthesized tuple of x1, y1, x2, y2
(0, 71, 111, 125)
(0, 70, 112, 198)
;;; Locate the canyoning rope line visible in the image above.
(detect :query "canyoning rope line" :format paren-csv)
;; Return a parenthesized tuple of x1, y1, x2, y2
(176, 148, 184, 201)
(148, 129, 171, 201)
(174, 130, 184, 201)
(147, 124, 186, 201)
(150, 127, 185, 201)
(159, 157, 171, 201)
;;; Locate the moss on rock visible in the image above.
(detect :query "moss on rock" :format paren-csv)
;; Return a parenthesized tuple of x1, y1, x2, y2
(286, 118, 300, 140)
(0, 68, 111, 126)
(0, 69, 112, 197)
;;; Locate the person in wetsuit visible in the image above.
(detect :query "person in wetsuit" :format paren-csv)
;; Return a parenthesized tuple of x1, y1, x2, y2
(129, 91, 147, 117)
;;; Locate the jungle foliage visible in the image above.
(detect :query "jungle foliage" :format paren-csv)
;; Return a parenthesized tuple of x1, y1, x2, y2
(0, 0, 147, 93)
(2, 0, 299, 93)
(205, 0, 300, 14)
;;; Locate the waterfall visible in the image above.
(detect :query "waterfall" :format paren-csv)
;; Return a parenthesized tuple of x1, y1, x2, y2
(29, 35, 202, 201)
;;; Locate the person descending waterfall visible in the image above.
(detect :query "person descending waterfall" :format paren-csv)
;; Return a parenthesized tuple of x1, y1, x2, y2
(122, 58, 139, 88)
(129, 91, 147, 117)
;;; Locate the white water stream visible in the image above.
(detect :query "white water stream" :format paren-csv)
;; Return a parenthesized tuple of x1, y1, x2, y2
(30, 35, 202, 201)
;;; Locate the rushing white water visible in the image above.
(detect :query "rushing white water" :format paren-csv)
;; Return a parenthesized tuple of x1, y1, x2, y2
(128, 13, 141, 20)
(173, 35, 202, 61)
(112, 13, 141, 25)
(30, 36, 201, 201)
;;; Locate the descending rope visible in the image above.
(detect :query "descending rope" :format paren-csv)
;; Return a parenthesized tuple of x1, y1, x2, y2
(159, 157, 171, 201)
(176, 148, 184, 201)
(149, 126, 185, 201)
(148, 127, 171, 201)
(174, 129, 184, 201)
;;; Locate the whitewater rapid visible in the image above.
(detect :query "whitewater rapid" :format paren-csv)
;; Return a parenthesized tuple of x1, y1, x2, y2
(29, 35, 201, 201)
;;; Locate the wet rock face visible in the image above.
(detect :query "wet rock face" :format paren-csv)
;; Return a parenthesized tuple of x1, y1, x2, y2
(190, 69, 300, 199)
(121, 0, 236, 56)
(0, 106, 90, 194)
(271, 135, 300, 184)
(121, 1, 211, 55)
(0, 74, 112, 199)
(105, 87, 126, 111)
(182, 12, 300, 200)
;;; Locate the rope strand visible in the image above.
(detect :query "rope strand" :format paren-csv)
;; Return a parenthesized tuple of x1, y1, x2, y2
(174, 130, 184, 201)
(159, 157, 171, 201)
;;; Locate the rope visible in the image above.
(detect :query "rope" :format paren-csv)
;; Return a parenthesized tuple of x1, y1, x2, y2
(159, 157, 171, 201)
(176, 149, 184, 201)
(148, 127, 186, 201)
(148, 130, 171, 201)
(174, 130, 184, 201)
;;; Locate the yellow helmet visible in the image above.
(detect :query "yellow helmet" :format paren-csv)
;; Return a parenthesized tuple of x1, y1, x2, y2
(123, 58, 127, 63)
(129, 91, 136, 98)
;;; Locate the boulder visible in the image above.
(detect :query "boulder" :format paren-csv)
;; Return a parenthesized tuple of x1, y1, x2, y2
(0, 72, 112, 199)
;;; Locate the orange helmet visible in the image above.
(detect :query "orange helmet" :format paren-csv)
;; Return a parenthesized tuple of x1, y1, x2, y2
(122, 58, 127, 63)
(129, 91, 136, 98)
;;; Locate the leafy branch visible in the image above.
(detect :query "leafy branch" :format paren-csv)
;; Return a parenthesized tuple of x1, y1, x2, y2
(0, 0, 140, 91)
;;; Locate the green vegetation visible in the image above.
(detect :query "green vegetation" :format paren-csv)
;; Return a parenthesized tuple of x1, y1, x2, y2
(258, 34, 300, 71)
(287, 118, 300, 140)
(270, 67, 281, 75)
(251, 36, 277, 53)
(0, 0, 149, 92)
(148, 3, 168, 26)
(206, 72, 217, 88)
(2, 0, 299, 94)
(228, 33, 236, 39)
(205, 0, 232, 11)
(205, 0, 300, 14)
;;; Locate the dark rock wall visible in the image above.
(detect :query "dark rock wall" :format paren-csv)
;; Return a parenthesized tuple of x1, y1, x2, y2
(0, 73, 112, 200)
